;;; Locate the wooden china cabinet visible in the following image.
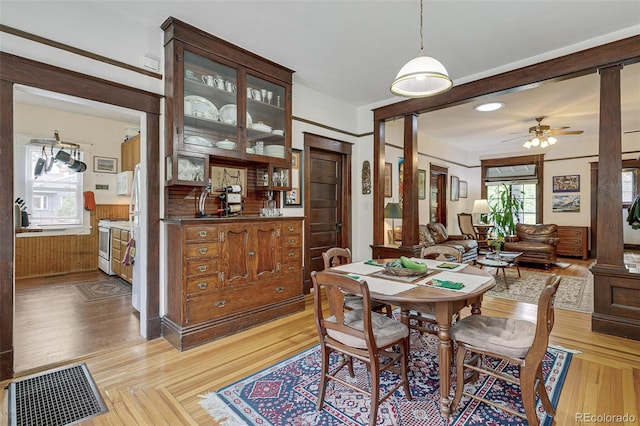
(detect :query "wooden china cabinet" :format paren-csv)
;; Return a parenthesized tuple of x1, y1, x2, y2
(161, 17, 303, 350)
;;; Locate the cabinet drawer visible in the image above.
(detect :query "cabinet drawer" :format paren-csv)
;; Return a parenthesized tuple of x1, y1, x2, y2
(281, 234, 301, 248)
(558, 238, 583, 246)
(185, 227, 217, 242)
(185, 242, 218, 258)
(185, 274, 220, 295)
(558, 229, 585, 237)
(558, 246, 583, 255)
(186, 279, 301, 324)
(280, 221, 302, 236)
(112, 228, 122, 240)
(186, 258, 219, 276)
(281, 248, 301, 261)
(281, 261, 301, 276)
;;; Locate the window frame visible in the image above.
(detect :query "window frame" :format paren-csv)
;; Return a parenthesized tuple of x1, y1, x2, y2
(481, 154, 543, 225)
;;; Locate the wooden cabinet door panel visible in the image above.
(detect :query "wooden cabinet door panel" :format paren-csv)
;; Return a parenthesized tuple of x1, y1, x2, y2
(222, 225, 250, 285)
(254, 223, 278, 279)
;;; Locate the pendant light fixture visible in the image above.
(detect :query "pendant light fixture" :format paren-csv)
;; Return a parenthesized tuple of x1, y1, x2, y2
(390, 0, 452, 98)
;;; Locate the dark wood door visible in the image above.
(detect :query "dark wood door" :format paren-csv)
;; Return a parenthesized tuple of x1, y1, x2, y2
(430, 165, 447, 225)
(303, 133, 352, 293)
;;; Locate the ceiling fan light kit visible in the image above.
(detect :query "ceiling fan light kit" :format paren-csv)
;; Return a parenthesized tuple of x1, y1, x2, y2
(521, 117, 581, 149)
(390, 0, 452, 98)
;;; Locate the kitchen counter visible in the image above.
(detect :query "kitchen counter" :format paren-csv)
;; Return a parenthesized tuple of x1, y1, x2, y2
(163, 215, 301, 223)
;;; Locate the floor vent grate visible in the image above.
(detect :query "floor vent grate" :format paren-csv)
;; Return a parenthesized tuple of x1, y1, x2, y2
(9, 363, 108, 426)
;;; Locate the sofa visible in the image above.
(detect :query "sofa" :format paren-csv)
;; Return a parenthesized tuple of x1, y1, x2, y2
(503, 223, 559, 268)
(420, 223, 478, 264)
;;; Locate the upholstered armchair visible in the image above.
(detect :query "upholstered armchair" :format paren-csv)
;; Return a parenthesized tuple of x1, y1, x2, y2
(503, 223, 559, 268)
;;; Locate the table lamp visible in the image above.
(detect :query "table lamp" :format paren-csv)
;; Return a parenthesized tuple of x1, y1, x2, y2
(384, 202, 403, 243)
(472, 199, 490, 224)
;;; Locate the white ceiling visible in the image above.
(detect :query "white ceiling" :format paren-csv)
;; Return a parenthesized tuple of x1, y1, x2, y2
(8, 0, 640, 155)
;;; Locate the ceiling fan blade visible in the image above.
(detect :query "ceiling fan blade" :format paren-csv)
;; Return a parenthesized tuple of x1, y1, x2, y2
(549, 126, 570, 131)
(548, 130, 583, 135)
(624, 129, 640, 134)
(500, 134, 528, 143)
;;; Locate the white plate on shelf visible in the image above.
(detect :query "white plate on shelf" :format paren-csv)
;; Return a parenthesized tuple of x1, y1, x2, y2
(264, 145, 285, 158)
(219, 104, 252, 126)
(272, 129, 284, 136)
(184, 95, 219, 121)
(215, 139, 237, 150)
(184, 135, 214, 147)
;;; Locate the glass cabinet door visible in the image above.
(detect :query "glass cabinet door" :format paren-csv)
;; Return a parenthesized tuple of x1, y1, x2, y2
(245, 74, 286, 161)
(183, 50, 241, 156)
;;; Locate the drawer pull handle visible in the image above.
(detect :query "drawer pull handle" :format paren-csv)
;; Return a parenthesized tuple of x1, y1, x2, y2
(213, 300, 227, 308)
(248, 251, 256, 257)
(199, 230, 208, 237)
(275, 286, 285, 293)
(198, 265, 208, 272)
(197, 282, 208, 290)
(287, 266, 295, 271)
(198, 247, 208, 254)
(288, 239, 295, 244)
(288, 252, 295, 257)
(287, 226, 295, 231)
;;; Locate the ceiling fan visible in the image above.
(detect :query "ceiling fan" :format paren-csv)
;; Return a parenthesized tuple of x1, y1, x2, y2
(501, 116, 584, 148)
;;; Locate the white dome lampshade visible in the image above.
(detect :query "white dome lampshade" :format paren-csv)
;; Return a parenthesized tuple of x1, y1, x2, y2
(390, 54, 452, 98)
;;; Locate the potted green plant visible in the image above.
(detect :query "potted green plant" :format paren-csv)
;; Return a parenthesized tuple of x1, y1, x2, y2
(488, 183, 524, 239)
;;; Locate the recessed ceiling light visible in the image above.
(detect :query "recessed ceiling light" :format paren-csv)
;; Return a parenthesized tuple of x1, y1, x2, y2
(475, 102, 504, 112)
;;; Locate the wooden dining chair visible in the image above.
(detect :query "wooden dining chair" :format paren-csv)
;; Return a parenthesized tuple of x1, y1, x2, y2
(457, 212, 477, 240)
(322, 247, 392, 317)
(450, 274, 561, 425)
(311, 271, 412, 426)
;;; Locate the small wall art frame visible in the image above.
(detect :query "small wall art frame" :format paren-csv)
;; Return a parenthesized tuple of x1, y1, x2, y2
(459, 180, 468, 198)
(93, 156, 117, 173)
(552, 194, 580, 212)
(285, 149, 302, 207)
(552, 174, 580, 192)
(450, 175, 459, 201)
(418, 169, 426, 200)
(384, 162, 392, 198)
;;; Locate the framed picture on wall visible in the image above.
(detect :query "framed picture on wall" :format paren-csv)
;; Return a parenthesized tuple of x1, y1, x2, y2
(418, 169, 426, 200)
(552, 194, 580, 212)
(459, 180, 468, 198)
(450, 175, 459, 201)
(398, 158, 404, 203)
(93, 156, 117, 173)
(285, 149, 302, 207)
(384, 162, 392, 197)
(553, 174, 580, 192)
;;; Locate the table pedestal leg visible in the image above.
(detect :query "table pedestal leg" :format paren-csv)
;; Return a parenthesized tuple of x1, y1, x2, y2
(437, 323, 452, 417)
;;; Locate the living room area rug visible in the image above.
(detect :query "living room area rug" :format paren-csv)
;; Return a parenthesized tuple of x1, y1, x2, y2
(485, 270, 593, 313)
(200, 332, 572, 426)
(73, 277, 131, 301)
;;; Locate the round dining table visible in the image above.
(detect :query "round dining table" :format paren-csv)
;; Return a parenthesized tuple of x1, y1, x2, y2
(327, 259, 496, 418)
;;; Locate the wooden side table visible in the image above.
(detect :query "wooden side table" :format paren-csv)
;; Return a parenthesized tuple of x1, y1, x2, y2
(473, 224, 494, 250)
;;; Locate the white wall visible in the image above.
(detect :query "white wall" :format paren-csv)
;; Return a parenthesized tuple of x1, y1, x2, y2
(13, 103, 136, 207)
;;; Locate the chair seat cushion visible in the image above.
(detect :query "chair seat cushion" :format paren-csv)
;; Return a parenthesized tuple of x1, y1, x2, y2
(439, 239, 478, 252)
(451, 315, 536, 358)
(343, 295, 387, 312)
(327, 309, 408, 349)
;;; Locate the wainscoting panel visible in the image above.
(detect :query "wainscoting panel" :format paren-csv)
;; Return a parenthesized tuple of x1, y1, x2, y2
(15, 204, 128, 279)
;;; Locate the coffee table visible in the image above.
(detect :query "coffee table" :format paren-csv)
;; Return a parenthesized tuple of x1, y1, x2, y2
(477, 251, 523, 289)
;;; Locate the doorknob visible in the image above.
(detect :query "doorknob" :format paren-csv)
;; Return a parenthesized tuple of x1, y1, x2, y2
(335, 222, 343, 231)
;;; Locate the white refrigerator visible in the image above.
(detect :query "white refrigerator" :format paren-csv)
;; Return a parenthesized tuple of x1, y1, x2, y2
(128, 163, 142, 312)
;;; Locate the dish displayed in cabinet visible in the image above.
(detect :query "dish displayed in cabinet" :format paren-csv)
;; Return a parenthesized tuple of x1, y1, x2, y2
(184, 95, 219, 121)
(215, 139, 237, 150)
(184, 135, 214, 147)
(272, 129, 284, 136)
(220, 104, 252, 127)
(251, 122, 272, 133)
(264, 145, 285, 158)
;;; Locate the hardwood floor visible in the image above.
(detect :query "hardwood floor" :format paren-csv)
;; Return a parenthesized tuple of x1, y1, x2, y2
(2, 258, 639, 425)
(14, 270, 142, 374)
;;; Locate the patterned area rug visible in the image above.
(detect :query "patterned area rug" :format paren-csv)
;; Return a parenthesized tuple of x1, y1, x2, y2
(74, 278, 131, 301)
(485, 270, 593, 312)
(200, 332, 572, 425)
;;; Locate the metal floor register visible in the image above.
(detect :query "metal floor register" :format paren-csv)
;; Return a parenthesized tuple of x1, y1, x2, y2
(9, 363, 108, 426)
